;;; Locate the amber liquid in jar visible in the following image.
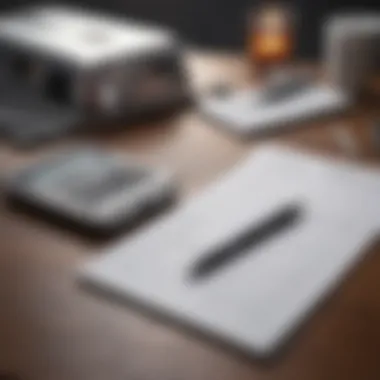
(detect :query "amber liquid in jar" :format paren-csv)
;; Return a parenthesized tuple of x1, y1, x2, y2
(247, 4, 295, 79)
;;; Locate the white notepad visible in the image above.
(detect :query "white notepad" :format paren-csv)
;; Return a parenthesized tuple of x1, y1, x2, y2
(80, 146, 380, 357)
(199, 85, 349, 136)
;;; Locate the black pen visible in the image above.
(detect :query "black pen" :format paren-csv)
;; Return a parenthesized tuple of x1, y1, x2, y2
(190, 203, 303, 281)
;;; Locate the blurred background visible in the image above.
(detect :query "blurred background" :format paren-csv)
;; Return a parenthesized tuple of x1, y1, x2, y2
(2, 0, 379, 58)
(0, 1, 379, 379)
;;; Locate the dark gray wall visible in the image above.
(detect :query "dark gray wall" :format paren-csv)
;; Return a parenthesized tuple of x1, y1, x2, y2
(68, 0, 380, 58)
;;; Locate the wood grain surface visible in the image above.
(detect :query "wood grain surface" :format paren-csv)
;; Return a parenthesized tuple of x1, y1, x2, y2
(0, 52, 379, 380)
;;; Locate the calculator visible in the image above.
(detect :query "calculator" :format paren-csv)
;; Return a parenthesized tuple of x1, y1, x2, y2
(6, 148, 176, 236)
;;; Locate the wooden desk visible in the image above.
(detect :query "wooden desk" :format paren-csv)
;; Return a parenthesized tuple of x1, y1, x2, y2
(0, 53, 380, 380)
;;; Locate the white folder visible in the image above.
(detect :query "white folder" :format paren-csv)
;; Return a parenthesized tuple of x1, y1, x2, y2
(80, 146, 380, 357)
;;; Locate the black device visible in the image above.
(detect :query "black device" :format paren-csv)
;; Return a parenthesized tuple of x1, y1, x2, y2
(5, 148, 176, 237)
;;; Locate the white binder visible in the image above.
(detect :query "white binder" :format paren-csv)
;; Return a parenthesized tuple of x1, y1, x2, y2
(199, 85, 348, 136)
